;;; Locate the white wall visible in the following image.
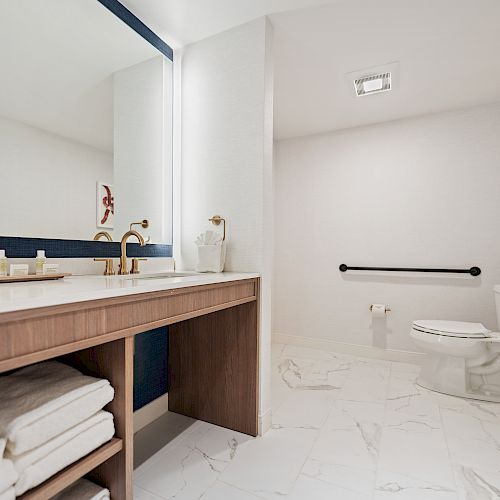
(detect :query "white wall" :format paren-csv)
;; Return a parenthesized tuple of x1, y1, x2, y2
(274, 103, 500, 354)
(114, 56, 173, 244)
(178, 18, 274, 432)
(0, 115, 112, 240)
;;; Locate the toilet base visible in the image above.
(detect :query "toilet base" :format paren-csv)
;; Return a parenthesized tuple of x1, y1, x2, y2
(416, 376, 500, 403)
(417, 354, 500, 403)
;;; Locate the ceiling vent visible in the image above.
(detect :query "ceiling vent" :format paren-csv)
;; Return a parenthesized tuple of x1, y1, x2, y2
(354, 72, 391, 97)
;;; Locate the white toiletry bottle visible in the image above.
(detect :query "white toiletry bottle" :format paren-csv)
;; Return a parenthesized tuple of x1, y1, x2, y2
(35, 250, 46, 275)
(0, 250, 7, 276)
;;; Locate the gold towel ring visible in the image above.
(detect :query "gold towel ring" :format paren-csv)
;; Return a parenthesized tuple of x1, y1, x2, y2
(209, 215, 226, 241)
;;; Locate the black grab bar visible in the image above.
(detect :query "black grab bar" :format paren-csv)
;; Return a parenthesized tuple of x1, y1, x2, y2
(339, 264, 481, 276)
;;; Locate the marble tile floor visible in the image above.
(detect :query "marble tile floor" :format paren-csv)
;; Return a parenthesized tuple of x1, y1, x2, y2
(134, 343, 500, 500)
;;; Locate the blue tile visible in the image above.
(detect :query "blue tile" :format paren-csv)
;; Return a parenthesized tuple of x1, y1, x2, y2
(0, 236, 172, 258)
(134, 327, 169, 411)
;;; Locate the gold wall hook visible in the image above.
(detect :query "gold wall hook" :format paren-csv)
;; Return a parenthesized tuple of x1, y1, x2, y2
(209, 215, 226, 241)
(130, 219, 149, 231)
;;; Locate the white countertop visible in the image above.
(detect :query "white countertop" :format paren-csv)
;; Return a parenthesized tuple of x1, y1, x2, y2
(0, 272, 259, 314)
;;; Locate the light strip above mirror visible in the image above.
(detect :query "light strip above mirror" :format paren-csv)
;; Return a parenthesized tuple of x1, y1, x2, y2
(97, 0, 174, 60)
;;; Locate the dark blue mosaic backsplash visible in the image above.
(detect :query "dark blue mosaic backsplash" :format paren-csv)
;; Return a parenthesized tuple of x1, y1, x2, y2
(0, 236, 172, 259)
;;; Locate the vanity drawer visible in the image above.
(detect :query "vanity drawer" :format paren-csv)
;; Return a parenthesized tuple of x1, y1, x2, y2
(0, 278, 258, 372)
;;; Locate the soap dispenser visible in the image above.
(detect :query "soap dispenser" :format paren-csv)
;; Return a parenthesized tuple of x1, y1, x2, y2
(35, 250, 46, 275)
(0, 250, 7, 276)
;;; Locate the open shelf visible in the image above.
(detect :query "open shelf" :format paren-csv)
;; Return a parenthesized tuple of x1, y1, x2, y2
(19, 438, 123, 500)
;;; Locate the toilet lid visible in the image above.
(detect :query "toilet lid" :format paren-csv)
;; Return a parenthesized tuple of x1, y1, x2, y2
(413, 320, 490, 338)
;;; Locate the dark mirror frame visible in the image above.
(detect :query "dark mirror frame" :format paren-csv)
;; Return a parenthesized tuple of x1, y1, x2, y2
(0, 0, 174, 259)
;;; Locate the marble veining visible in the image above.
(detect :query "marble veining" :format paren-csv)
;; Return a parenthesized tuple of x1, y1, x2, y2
(455, 465, 500, 500)
(134, 343, 500, 500)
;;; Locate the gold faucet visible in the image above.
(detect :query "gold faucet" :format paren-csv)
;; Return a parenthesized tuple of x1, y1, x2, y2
(93, 231, 113, 242)
(93, 231, 114, 275)
(119, 230, 146, 275)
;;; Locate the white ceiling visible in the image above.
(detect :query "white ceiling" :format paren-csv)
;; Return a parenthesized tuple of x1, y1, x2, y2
(124, 0, 500, 140)
(121, 0, 337, 47)
(271, 0, 500, 139)
(0, 0, 159, 152)
(3, 0, 499, 146)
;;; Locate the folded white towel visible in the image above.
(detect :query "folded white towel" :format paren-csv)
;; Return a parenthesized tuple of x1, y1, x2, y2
(52, 478, 110, 500)
(9, 411, 115, 496)
(0, 487, 14, 500)
(0, 361, 114, 455)
(0, 439, 15, 498)
(0, 459, 18, 495)
(195, 230, 223, 246)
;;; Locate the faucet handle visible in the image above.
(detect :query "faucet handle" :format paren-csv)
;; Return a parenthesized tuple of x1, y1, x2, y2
(94, 258, 115, 276)
(131, 258, 147, 275)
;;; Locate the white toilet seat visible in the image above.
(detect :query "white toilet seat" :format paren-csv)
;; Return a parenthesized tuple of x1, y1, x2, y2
(412, 320, 490, 339)
(411, 328, 489, 358)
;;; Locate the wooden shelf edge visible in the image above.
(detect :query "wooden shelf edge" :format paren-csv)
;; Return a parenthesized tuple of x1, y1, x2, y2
(19, 438, 123, 500)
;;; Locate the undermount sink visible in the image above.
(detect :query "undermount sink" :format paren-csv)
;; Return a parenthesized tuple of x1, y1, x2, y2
(126, 272, 199, 280)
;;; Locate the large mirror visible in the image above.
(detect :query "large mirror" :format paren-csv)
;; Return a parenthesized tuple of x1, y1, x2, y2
(0, 0, 173, 244)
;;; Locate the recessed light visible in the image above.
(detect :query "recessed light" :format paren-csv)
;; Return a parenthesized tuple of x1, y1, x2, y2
(363, 78, 383, 93)
(354, 72, 391, 97)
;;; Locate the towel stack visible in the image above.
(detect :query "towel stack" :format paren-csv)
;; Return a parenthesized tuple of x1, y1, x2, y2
(0, 361, 115, 497)
(0, 439, 17, 500)
(53, 479, 110, 500)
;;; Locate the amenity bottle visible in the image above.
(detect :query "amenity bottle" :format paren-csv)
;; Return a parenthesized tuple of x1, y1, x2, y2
(35, 250, 46, 275)
(0, 250, 7, 276)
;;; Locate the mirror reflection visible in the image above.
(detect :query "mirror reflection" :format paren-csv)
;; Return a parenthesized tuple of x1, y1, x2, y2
(0, 0, 173, 243)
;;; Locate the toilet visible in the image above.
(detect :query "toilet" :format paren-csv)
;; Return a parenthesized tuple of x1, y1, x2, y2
(411, 288, 500, 402)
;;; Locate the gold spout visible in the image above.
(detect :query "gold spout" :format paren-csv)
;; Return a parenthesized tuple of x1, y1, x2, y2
(93, 231, 114, 275)
(93, 231, 113, 242)
(119, 230, 146, 275)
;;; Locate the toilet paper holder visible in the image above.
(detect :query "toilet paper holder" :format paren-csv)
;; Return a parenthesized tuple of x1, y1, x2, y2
(370, 304, 391, 313)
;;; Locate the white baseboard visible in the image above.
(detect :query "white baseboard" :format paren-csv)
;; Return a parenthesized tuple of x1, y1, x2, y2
(258, 408, 272, 436)
(134, 393, 169, 433)
(273, 332, 425, 365)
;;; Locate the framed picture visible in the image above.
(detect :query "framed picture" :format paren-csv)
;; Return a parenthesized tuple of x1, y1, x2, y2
(97, 181, 114, 229)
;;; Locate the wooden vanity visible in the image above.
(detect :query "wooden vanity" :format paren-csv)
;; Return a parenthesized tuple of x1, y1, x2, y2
(0, 275, 260, 499)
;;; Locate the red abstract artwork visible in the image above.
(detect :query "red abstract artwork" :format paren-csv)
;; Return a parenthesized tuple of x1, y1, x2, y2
(97, 182, 114, 228)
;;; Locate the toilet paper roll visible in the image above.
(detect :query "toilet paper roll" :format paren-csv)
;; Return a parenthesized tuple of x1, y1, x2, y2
(371, 304, 387, 318)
